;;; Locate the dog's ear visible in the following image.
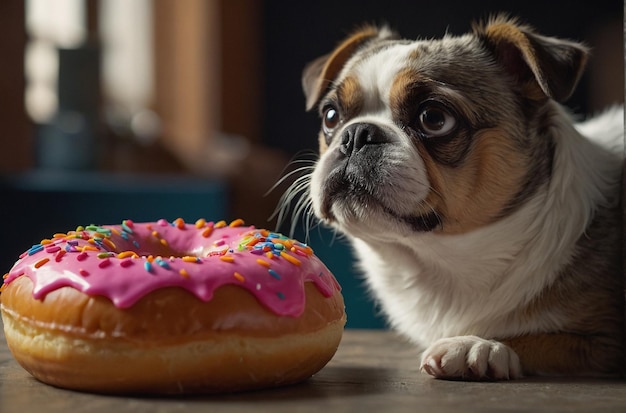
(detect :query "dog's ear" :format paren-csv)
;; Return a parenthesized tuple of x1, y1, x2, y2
(474, 16, 588, 102)
(302, 25, 397, 110)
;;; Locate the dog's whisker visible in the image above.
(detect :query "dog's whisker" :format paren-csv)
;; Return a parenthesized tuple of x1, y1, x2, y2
(264, 164, 316, 198)
(269, 154, 320, 238)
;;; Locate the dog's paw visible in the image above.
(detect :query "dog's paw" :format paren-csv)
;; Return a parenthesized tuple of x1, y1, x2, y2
(420, 336, 522, 380)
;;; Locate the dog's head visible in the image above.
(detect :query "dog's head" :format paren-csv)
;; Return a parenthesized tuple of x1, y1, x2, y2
(303, 17, 588, 240)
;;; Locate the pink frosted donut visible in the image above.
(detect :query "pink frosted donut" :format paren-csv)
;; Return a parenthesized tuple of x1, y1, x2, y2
(0, 218, 345, 394)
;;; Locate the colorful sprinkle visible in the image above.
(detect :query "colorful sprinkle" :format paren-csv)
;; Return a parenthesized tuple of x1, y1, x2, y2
(55, 250, 66, 262)
(28, 244, 44, 255)
(292, 248, 308, 257)
(174, 217, 185, 229)
(277, 292, 285, 300)
(229, 218, 245, 227)
(96, 227, 112, 236)
(202, 226, 214, 238)
(179, 268, 189, 278)
(34, 258, 50, 269)
(117, 251, 137, 259)
(144, 261, 153, 273)
(215, 220, 227, 228)
(268, 268, 281, 280)
(207, 249, 228, 257)
(77, 252, 88, 261)
(120, 259, 133, 268)
(98, 259, 111, 269)
(233, 272, 245, 282)
(256, 259, 271, 268)
(121, 221, 134, 233)
(182, 256, 200, 263)
(195, 218, 206, 228)
(45, 245, 61, 254)
(79, 268, 89, 276)
(220, 256, 235, 263)
(102, 238, 116, 250)
(245, 238, 261, 248)
(280, 251, 302, 266)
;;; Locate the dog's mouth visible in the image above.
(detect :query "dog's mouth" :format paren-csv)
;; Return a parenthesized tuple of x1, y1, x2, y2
(321, 167, 442, 232)
(320, 167, 441, 232)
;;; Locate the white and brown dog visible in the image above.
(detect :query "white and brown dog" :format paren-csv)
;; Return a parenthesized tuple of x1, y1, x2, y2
(298, 16, 624, 379)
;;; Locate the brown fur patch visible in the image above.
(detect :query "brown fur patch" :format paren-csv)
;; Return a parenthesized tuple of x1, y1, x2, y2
(502, 333, 623, 376)
(418, 126, 529, 234)
(337, 75, 365, 119)
(389, 68, 423, 123)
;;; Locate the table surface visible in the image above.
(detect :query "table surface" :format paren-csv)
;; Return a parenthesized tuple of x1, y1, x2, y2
(2, 322, 626, 413)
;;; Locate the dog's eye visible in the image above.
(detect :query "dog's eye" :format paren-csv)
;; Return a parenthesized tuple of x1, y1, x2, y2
(418, 104, 457, 138)
(323, 106, 340, 134)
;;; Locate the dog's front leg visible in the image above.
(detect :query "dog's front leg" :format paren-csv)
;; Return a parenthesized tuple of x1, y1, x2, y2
(420, 336, 522, 380)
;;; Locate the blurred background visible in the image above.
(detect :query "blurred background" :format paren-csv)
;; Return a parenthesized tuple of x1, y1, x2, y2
(0, 0, 622, 328)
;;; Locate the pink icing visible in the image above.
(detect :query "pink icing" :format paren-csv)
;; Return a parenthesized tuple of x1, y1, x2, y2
(2, 219, 341, 318)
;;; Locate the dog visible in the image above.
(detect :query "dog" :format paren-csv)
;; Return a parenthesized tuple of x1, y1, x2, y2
(296, 16, 624, 380)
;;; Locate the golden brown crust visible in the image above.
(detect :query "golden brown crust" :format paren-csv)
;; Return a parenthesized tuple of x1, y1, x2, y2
(1, 277, 346, 393)
(1, 277, 345, 341)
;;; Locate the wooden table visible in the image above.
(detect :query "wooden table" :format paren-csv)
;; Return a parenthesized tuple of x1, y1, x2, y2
(1, 321, 625, 413)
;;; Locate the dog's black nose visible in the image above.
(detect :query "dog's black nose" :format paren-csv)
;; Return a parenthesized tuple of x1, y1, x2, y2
(340, 123, 387, 156)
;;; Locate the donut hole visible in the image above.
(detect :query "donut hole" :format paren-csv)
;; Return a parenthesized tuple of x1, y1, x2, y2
(123, 235, 207, 260)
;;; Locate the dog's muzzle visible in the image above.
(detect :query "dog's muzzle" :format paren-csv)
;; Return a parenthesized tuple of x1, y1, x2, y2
(317, 121, 442, 233)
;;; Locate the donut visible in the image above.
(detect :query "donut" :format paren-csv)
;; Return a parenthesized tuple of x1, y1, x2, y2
(0, 218, 345, 394)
